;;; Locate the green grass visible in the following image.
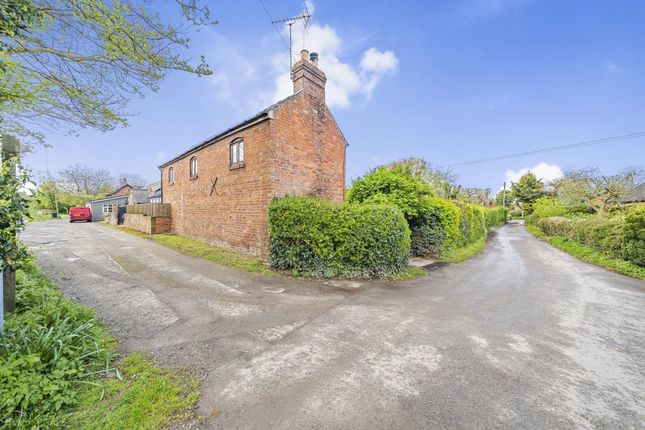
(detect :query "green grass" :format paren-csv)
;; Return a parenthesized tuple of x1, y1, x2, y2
(441, 236, 487, 263)
(27, 211, 68, 222)
(526, 225, 645, 281)
(65, 353, 200, 430)
(1, 263, 200, 429)
(115, 227, 428, 281)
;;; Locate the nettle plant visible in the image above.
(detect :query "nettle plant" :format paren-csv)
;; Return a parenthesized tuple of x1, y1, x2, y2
(0, 155, 31, 271)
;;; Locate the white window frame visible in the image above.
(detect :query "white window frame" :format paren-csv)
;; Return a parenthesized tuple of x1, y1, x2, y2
(102, 204, 114, 214)
(230, 139, 244, 165)
(189, 157, 198, 178)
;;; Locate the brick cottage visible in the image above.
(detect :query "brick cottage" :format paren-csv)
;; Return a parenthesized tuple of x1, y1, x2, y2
(159, 50, 347, 256)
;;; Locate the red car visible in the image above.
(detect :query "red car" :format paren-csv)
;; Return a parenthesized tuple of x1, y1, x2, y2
(69, 207, 92, 223)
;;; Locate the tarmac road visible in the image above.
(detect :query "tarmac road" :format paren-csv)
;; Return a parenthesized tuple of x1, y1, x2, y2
(23, 220, 645, 429)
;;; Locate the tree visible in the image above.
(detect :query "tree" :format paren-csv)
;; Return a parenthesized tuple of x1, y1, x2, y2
(553, 167, 643, 216)
(457, 187, 491, 206)
(117, 173, 147, 187)
(1, 0, 215, 144)
(58, 162, 113, 198)
(510, 172, 544, 215)
(494, 190, 514, 208)
(347, 165, 434, 220)
(390, 158, 459, 199)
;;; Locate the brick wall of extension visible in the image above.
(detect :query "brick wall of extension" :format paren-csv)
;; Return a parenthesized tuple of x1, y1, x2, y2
(160, 50, 346, 257)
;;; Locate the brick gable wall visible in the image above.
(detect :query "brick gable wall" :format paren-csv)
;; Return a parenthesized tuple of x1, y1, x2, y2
(161, 52, 346, 257)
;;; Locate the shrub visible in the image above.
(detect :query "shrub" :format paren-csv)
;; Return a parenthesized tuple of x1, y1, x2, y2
(570, 219, 624, 259)
(268, 196, 410, 277)
(533, 197, 569, 218)
(535, 216, 575, 236)
(409, 197, 460, 257)
(0, 263, 115, 429)
(485, 207, 508, 228)
(622, 207, 645, 266)
(454, 203, 487, 245)
(346, 166, 433, 220)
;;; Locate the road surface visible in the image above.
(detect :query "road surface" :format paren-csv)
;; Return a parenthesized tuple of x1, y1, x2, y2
(23, 220, 645, 429)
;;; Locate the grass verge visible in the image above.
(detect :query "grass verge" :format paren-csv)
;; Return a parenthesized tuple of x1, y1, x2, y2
(441, 236, 487, 263)
(0, 263, 199, 429)
(66, 353, 199, 429)
(115, 226, 428, 281)
(526, 225, 645, 281)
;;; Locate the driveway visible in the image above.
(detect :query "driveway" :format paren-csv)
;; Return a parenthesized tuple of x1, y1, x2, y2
(23, 221, 645, 429)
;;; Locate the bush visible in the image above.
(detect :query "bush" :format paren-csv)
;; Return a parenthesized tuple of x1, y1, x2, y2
(571, 219, 624, 259)
(622, 208, 645, 266)
(409, 197, 460, 257)
(346, 166, 433, 220)
(454, 203, 487, 245)
(535, 216, 575, 237)
(268, 196, 410, 277)
(0, 264, 115, 429)
(485, 207, 508, 228)
(533, 197, 569, 218)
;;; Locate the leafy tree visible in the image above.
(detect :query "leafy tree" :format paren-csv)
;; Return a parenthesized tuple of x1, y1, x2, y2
(494, 190, 514, 208)
(553, 167, 642, 216)
(389, 158, 459, 199)
(457, 187, 491, 206)
(510, 172, 544, 215)
(58, 162, 113, 199)
(347, 165, 434, 220)
(1, 0, 215, 144)
(0, 154, 31, 271)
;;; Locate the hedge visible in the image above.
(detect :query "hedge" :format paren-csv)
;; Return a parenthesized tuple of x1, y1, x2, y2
(268, 196, 410, 277)
(409, 197, 460, 257)
(486, 207, 508, 229)
(535, 215, 639, 264)
(622, 207, 645, 266)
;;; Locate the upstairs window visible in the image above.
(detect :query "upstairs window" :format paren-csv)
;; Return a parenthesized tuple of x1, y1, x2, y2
(230, 139, 244, 166)
(189, 157, 198, 178)
(168, 167, 174, 185)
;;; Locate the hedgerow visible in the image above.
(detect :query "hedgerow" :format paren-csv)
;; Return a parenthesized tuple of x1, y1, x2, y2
(622, 207, 645, 266)
(409, 197, 460, 257)
(268, 196, 410, 277)
(486, 206, 508, 229)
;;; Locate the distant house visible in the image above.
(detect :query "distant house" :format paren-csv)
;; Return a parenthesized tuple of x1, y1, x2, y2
(159, 49, 347, 256)
(86, 178, 149, 221)
(621, 184, 645, 204)
(147, 182, 162, 203)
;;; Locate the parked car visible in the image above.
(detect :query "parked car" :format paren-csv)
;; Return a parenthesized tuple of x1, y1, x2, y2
(69, 207, 92, 223)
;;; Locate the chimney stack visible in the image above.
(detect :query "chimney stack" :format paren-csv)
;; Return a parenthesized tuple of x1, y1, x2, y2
(292, 49, 326, 102)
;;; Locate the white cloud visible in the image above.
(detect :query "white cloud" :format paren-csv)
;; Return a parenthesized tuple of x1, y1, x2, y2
(504, 162, 563, 188)
(604, 61, 622, 76)
(266, 2, 398, 108)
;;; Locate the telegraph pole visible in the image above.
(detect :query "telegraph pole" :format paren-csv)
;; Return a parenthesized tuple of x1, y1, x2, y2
(502, 181, 507, 207)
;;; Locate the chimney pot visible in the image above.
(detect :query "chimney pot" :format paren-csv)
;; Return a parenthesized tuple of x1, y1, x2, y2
(300, 49, 309, 62)
(309, 52, 319, 66)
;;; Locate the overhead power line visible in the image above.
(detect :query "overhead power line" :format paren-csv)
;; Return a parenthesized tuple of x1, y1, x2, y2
(257, 0, 291, 52)
(445, 132, 645, 168)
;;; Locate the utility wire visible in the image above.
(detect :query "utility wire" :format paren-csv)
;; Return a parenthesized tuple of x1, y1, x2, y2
(445, 132, 645, 168)
(257, 0, 291, 53)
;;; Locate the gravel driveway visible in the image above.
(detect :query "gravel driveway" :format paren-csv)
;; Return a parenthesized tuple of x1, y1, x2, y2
(23, 220, 645, 429)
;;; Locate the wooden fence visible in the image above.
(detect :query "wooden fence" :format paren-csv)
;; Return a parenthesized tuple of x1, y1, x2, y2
(126, 203, 171, 217)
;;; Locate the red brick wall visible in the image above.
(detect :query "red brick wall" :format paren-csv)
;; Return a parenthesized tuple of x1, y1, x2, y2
(161, 60, 346, 257)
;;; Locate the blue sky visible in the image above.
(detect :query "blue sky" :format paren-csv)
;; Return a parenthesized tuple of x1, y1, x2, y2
(24, 0, 645, 192)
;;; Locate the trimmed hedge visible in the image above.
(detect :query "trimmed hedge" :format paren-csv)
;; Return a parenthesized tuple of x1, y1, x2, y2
(454, 202, 487, 246)
(622, 208, 645, 266)
(535, 215, 635, 263)
(268, 196, 411, 277)
(486, 207, 508, 229)
(409, 197, 460, 257)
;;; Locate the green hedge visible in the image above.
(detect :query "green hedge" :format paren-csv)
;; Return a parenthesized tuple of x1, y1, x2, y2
(622, 208, 645, 266)
(409, 197, 460, 257)
(268, 196, 411, 277)
(486, 207, 508, 229)
(534, 215, 638, 263)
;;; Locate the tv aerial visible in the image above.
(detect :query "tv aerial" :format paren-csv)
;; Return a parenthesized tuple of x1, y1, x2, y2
(271, 11, 312, 72)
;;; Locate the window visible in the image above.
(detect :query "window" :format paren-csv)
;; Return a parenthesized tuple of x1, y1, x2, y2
(189, 157, 198, 178)
(168, 167, 174, 185)
(230, 139, 244, 165)
(102, 204, 114, 214)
